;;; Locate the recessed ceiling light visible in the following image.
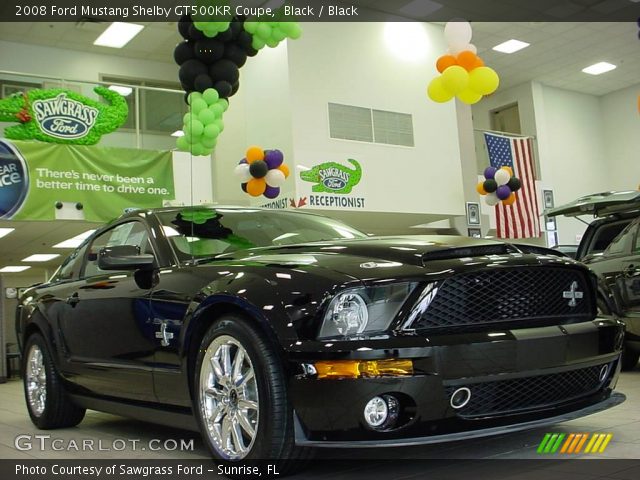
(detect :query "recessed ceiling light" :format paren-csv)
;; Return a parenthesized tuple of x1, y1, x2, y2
(53, 230, 96, 249)
(0, 266, 31, 273)
(108, 85, 133, 96)
(22, 254, 61, 262)
(94, 22, 144, 48)
(0, 228, 15, 239)
(492, 39, 530, 54)
(171, 130, 184, 137)
(582, 62, 616, 75)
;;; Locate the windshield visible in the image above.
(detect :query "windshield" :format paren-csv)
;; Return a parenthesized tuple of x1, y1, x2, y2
(155, 208, 367, 260)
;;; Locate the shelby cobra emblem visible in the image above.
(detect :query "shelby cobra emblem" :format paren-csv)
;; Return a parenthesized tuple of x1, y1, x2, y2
(563, 281, 584, 307)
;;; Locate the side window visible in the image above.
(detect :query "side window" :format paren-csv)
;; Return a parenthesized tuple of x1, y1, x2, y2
(51, 244, 88, 282)
(83, 222, 152, 278)
(605, 223, 637, 256)
(633, 221, 640, 254)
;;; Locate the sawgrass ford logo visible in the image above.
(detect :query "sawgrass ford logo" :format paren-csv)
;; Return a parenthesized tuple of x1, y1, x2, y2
(0, 140, 29, 219)
(33, 93, 99, 139)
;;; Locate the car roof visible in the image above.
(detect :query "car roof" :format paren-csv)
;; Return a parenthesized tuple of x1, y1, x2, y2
(544, 191, 640, 219)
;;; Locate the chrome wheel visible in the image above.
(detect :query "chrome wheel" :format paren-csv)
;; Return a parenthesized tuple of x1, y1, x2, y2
(26, 345, 47, 416)
(199, 335, 259, 460)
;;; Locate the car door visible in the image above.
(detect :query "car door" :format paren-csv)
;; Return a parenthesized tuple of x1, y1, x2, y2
(619, 220, 640, 316)
(58, 220, 158, 401)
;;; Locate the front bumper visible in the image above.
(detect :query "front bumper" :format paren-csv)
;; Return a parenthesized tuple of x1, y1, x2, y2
(288, 318, 624, 444)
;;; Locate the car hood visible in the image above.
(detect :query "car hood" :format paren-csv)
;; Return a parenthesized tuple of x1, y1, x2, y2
(544, 191, 640, 218)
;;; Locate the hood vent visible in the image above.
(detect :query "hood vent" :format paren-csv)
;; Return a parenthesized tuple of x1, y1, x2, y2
(421, 244, 515, 263)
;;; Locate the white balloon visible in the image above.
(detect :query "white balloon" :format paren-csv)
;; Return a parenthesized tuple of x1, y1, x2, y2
(467, 43, 477, 54)
(444, 21, 472, 48)
(265, 169, 286, 187)
(234, 163, 252, 182)
(485, 193, 500, 206)
(494, 168, 511, 186)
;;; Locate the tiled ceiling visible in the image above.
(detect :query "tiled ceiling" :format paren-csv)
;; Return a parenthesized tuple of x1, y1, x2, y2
(0, 20, 638, 96)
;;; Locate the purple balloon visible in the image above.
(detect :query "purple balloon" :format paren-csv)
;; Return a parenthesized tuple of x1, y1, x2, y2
(263, 185, 280, 199)
(496, 185, 511, 200)
(239, 158, 248, 164)
(484, 166, 497, 180)
(264, 149, 284, 169)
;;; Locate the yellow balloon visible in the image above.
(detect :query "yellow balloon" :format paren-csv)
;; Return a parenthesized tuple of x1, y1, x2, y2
(440, 65, 469, 95)
(469, 66, 499, 95)
(427, 76, 454, 103)
(457, 88, 483, 105)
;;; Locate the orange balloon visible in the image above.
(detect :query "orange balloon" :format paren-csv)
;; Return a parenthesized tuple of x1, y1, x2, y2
(501, 166, 513, 176)
(456, 51, 479, 72)
(246, 146, 264, 163)
(246, 178, 266, 196)
(474, 56, 485, 69)
(278, 163, 290, 178)
(503, 193, 516, 206)
(476, 181, 487, 195)
(436, 55, 457, 74)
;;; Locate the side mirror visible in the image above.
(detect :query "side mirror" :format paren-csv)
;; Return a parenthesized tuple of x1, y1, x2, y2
(98, 245, 155, 271)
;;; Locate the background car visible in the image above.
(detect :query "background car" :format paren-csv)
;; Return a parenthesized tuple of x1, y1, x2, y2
(16, 207, 624, 470)
(546, 191, 640, 370)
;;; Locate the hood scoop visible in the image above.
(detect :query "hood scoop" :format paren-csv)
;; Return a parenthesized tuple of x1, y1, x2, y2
(421, 244, 517, 263)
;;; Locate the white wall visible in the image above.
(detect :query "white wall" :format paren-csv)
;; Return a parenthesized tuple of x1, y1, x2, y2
(600, 84, 640, 191)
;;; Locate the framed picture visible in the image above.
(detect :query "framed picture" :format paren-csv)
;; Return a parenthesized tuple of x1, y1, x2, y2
(466, 202, 481, 226)
(543, 189, 555, 209)
(545, 216, 557, 232)
(468, 228, 482, 239)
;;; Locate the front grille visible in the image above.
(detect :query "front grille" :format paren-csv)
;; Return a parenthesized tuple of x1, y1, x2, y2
(411, 267, 593, 330)
(445, 363, 611, 418)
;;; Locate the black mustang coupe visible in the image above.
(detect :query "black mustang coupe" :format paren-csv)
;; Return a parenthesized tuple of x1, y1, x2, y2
(16, 207, 625, 468)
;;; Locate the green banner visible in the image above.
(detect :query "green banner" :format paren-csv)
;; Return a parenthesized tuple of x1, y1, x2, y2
(3, 140, 174, 223)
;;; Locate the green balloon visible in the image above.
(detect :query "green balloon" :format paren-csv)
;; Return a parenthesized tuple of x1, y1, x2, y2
(203, 123, 220, 139)
(176, 136, 189, 151)
(244, 22, 257, 34)
(252, 37, 266, 50)
(191, 98, 208, 114)
(187, 92, 202, 105)
(201, 136, 217, 148)
(209, 103, 224, 117)
(272, 28, 286, 42)
(202, 88, 219, 105)
(266, 38, 279, 48)
(191, 143, 204, 156)
(190, 119, 204, 137)
(198, 109, 216, 125)
(218, 99, 229, 112)
(257, 23, 272, 39)
(214, 119, 224, 132)
(288, 23, 302, 39)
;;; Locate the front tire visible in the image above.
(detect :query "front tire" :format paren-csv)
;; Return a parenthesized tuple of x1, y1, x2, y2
(23, 333, 86, 429)
(194, 315, 310, 470)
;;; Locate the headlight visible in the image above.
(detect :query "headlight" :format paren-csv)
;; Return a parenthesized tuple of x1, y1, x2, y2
(318, 283, 417, 339)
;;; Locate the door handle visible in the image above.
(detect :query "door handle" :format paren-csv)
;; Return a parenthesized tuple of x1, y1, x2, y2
(66, 292, 80, 307)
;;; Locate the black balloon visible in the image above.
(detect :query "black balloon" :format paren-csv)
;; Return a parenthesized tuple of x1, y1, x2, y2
(214, 80, 233, 98)
(507, 177, 521, 192)
(194, 74, 214, 91)
(215, 28, 233, 42)
(230, 21, 242, 39)
(209, 59, 239, 84)
(236, 31, 253, 50)
(194, 38, 224, 63)
(174, 41, 194, 65)
(245, 46, 259, 57)
(178, 14, 192, 39)
(224, 44, 247, 67)
(179, 59, 208, 90)
(483, 179, 498, 193)
(188, 24, 205, 41)
(241, 182, 248, 192)
(230, 81, 240, 96)
(249, 160, 268, 179)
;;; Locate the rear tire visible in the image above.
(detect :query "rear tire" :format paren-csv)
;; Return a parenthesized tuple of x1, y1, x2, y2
(621, 348, 639, 371)
(194, 315, 312, 474)
(22, 333, 86, 429)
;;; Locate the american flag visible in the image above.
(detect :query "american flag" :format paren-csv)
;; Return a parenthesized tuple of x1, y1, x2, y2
(484, 133, 540, 239)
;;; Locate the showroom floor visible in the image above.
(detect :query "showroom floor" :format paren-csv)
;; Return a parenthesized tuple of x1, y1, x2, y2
(0, 370, 639, 478)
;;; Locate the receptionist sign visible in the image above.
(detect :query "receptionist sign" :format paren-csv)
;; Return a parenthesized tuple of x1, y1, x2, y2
(0, 139, 174, 222)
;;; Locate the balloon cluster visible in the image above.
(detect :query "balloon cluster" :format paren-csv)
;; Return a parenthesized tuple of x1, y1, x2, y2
(476, 166, 522, 206)
(176, 89, 228, 156)
(427, 21, 500, 105)
(244, 21, 302, 50)
(175, 14, 256, 100)
(234, 146, 290, 198)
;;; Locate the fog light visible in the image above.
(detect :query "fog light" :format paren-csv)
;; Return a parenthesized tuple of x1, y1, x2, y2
(364, 396, 388, 427)
(450, 387, 471, 409)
